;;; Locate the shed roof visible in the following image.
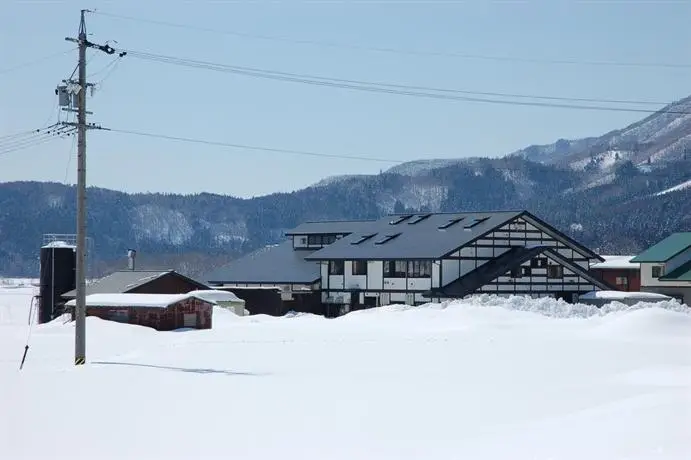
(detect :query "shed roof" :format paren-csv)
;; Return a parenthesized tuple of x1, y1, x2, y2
(285, 219, 376, 236)
(188, 289, 245, 303)
(630, 233, 691, 263)
(65, 293, 209, 309)
(62, 270, 208, 299)
(305, 211, 524, 260)
(204, 240, 320, 285)
(659, 260, 691, 282)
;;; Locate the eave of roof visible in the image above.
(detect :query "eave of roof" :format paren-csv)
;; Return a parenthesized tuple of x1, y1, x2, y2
(631, 233, 691, 263)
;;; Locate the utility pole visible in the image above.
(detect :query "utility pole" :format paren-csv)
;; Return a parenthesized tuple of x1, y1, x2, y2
(62, 10, 123, 366)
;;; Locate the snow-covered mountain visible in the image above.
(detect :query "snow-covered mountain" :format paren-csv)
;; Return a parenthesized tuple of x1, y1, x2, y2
(2, 95, 691, 276)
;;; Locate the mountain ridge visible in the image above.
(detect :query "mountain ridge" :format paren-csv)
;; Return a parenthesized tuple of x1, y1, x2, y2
(2, 95, 691, 277)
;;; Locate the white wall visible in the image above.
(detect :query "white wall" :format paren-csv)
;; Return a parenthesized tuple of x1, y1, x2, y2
(640, 262, 691, 288)
(367, 261, 383, 290)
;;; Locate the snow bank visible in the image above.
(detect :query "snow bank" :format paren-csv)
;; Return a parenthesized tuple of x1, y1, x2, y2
(2, 287, 691, 460)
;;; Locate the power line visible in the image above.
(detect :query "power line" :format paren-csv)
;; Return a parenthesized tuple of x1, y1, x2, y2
(123, 49, 688, 115)
(92, 10, 691, 69)
(107, 127, 400, 163)
(0, 49, 76, 76)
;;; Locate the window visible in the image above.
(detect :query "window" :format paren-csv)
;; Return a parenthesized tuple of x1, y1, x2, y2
(351, 233, 377, 245)
(407, 214, 432, 225)
(615, 276, 628, 287)
(530, 257, 548, 269)
(547, 265, 564, 279)
(407, 261, 432, 278)
(384, 260, 407, 278)
(308, 235, 337, 246)
(328, 260, 344, 275)
(651, 266, 663, 278)
(375, 233, 402, 245)
(389, 215, 413, 225)
(522, 266, 532, 277)
(464, 217, 490, 229)
(352, 260, 368, 276)
(438, 217, 464, 229)
(510, 267, 522, 278)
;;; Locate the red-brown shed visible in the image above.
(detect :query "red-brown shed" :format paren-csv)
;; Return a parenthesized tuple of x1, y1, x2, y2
(590, 255, 641, 292)
(66, 293, 214, 331)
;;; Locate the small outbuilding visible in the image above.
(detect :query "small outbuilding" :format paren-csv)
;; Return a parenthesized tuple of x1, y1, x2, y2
(65, 293, 214, 331)
(188, 289, 247, 316)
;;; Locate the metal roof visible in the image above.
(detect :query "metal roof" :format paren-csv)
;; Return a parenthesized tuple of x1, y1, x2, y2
(61, 270, 181, 299)
(630, 233, 691, 263)
(305, 211, 524, 260)
(285, 219, 376, 236)
(659, 260, 691, 282)
(203, 240, 321, 284)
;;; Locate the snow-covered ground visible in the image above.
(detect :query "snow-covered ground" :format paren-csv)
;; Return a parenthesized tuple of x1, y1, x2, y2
(1, 283, 691, 460)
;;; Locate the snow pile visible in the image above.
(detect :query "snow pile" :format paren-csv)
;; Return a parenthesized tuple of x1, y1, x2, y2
(2, 286, 691, 460)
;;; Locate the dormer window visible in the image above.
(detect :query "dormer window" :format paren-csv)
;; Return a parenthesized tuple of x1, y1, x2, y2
(464, 217, 490, 229)
(389, 215, 413, 225)
(351, 233, 377, 245)
(407, 214, 432, 225)
(438, 217, 464, 229)
(375, 233, 402, 245)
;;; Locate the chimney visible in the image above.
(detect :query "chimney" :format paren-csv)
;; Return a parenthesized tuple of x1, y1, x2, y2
(127, 249, 137, 271)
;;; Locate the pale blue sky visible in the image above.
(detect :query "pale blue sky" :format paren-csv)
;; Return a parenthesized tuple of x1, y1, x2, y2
(2, 0, 691, 198)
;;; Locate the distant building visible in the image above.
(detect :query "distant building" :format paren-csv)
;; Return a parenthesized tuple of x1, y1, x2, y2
(631, 232, 691, 305)
(590, 255, 640, 291)
(65, 293, 214, 331)
(61, 269, 209, 301)
(206, 210, 612, 317)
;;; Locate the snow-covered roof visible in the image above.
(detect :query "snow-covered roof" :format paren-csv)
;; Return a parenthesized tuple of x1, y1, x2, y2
(41, 241, 76, 249)
(579, 290, 671, 301)
(188, 289, 244, 303)
(65, 293, 210, 309)
(591, 255, 638, 270)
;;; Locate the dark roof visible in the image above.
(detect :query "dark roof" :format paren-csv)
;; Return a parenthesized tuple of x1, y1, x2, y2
(305, 211, 523, 260)
(285, 219, 376, 236)
(203, 240, 320, 285)
(62, 270, 208, 299)
(660, 260, 691, 282)
(631, 233, 691, 263)
(431, 246, 611, 298)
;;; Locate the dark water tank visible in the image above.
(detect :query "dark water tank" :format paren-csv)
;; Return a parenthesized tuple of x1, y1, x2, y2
(39, 242, 76, 324)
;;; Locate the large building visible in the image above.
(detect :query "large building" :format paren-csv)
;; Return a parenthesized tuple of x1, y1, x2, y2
(206, 210, 612, 316)
(631, 232, 691, 305)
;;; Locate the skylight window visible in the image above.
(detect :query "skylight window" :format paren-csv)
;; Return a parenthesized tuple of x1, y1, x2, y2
(351, 233, 377, 245)
(374, 233, 402, 245)
(464, 217, 490, 229)
(389, 215, 413, 225)
(407, 214, 432, 225)
(438, 217, 464, 229)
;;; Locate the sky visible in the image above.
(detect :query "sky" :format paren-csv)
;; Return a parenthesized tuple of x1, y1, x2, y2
(2, 0, 691, 198)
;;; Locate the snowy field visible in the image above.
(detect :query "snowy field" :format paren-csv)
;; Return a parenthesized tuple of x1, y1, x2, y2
(1, 282, 691, 460)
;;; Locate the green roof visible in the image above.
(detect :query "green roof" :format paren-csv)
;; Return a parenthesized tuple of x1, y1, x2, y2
(660, 260, 691, 282)
(631, 233, 691, 263)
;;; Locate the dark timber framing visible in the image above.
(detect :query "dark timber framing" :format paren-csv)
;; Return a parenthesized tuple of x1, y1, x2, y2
(205, 210, 609, 316)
